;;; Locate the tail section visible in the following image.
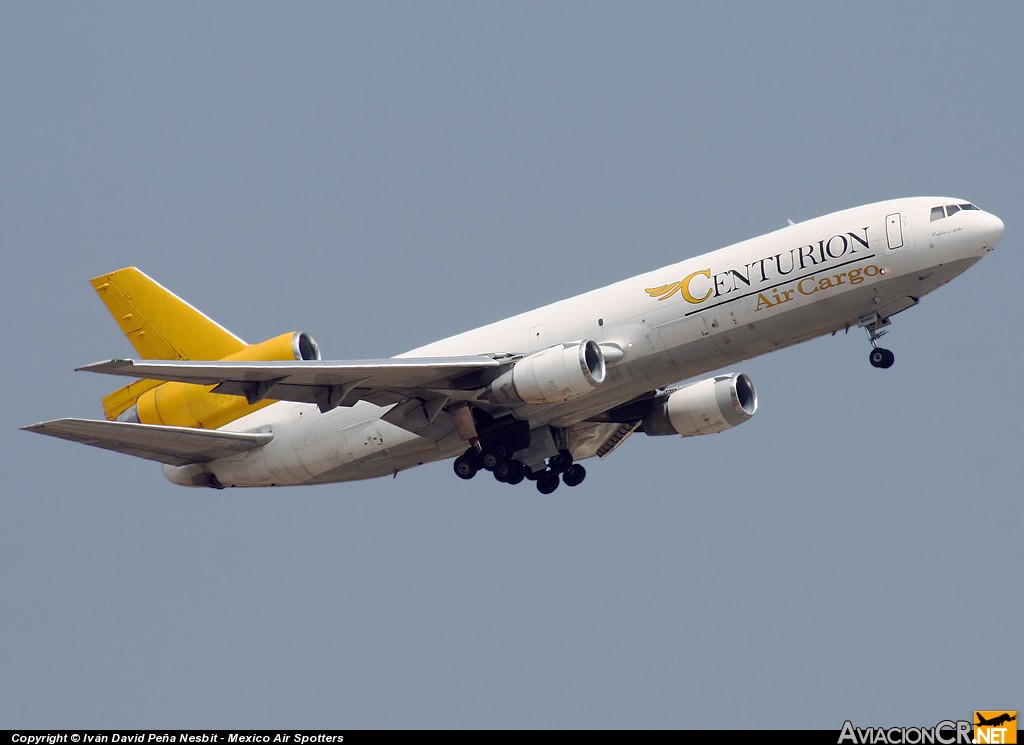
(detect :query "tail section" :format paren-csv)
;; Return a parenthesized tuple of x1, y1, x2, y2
(92, 268, 247, 421)
(90, 267, 246, 361)
(91, 267, 321, 428)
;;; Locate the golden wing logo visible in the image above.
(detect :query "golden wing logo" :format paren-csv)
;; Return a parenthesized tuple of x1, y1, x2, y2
(975, 711, 1017, 744)
(644, 269, 712, 304)
(645, 281, 683, 301)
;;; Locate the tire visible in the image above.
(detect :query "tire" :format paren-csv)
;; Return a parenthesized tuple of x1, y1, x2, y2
(537, 474, 560, 495)
(562, 464, 586, 487)
(549, 449, 573, 473)
(506, 461, 526, 485)
(869, 348, 895, 369)
(494, 460, 514, 482)
(453, 454, 477, 480)
(481, 445, 506, 471)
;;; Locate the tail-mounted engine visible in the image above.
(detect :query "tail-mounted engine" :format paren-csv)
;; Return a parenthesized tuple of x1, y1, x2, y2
(642, 373, 757, 437)
(119, 332, 321, 429)
(484, 340, 606, 405)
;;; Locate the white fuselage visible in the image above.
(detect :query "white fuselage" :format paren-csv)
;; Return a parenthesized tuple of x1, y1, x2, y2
(166, 197, 1003, 487)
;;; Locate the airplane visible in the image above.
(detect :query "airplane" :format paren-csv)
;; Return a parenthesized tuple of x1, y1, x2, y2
(23, 196, 1004, 493)
(977, 713, 1017, 728)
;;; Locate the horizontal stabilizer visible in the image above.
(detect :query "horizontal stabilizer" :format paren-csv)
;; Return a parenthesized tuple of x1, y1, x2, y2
(22, 418, 272, 467)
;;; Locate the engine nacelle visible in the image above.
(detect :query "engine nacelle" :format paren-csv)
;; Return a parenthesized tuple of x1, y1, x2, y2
(485, 340, 606, 405)
(123, 331, 321, 429)
(643, 372, 757, 437)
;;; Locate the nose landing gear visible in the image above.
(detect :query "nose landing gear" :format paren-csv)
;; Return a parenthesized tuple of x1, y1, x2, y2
(860, 313, 895, 369)
(869, 347, 895, 369)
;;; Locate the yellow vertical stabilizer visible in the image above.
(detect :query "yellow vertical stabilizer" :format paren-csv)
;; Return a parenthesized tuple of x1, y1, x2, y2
(90, 267, 246, 360)
(92, 267, 247, 420)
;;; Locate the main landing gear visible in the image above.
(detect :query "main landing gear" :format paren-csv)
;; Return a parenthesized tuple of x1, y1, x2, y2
(860, 313, 895, 369)
(453, 446, 587, 494)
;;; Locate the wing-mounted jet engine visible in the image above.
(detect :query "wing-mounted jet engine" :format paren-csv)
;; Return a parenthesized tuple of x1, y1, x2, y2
(642, 373, 757, 437)
(483, 340, 606, 405)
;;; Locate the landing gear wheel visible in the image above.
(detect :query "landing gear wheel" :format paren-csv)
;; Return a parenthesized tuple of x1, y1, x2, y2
(493, 459, 515, 483)
(481, 445, 507, 471)
(562, 464, 586, 487)
(536, 474, 560, 495)
(549, 449, 573, 474)
(453, 453, 479, 480)
(869, 348, 895, 369)
(505, 461, 526, 485)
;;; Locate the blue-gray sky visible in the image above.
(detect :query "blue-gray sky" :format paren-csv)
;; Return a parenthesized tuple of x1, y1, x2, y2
(2, 2, 1020, 728)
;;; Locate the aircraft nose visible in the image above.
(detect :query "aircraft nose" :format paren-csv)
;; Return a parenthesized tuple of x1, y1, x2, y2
(986, 212, 1005, 248)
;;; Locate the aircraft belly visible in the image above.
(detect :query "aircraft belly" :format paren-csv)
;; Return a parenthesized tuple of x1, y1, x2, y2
(196, 393, 471, 486)
(309, 422, 462, 484)
(202, 402, 401, 486)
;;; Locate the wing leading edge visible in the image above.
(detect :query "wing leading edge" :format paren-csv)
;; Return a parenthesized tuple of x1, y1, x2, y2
(77, 356, 503, 412)
(22, 418, 273, 466)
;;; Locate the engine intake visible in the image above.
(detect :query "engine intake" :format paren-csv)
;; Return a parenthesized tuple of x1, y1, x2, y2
(485, 340, 606, 405)
(643, 372, 757, 436)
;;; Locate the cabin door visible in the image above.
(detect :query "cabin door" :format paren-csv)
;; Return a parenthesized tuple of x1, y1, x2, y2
(885, 213, 904, 249)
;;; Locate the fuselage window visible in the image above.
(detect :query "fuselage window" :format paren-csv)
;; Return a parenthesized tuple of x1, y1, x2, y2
(930, 206, 945, 222)
(946, 204, 961, 216)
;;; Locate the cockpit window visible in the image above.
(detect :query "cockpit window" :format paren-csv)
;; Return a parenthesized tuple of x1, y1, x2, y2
(931, 202, 980, 221)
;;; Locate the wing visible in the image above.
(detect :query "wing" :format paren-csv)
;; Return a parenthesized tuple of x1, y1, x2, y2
(22, 418, 273, 466)
(77, 356, 503, 412)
